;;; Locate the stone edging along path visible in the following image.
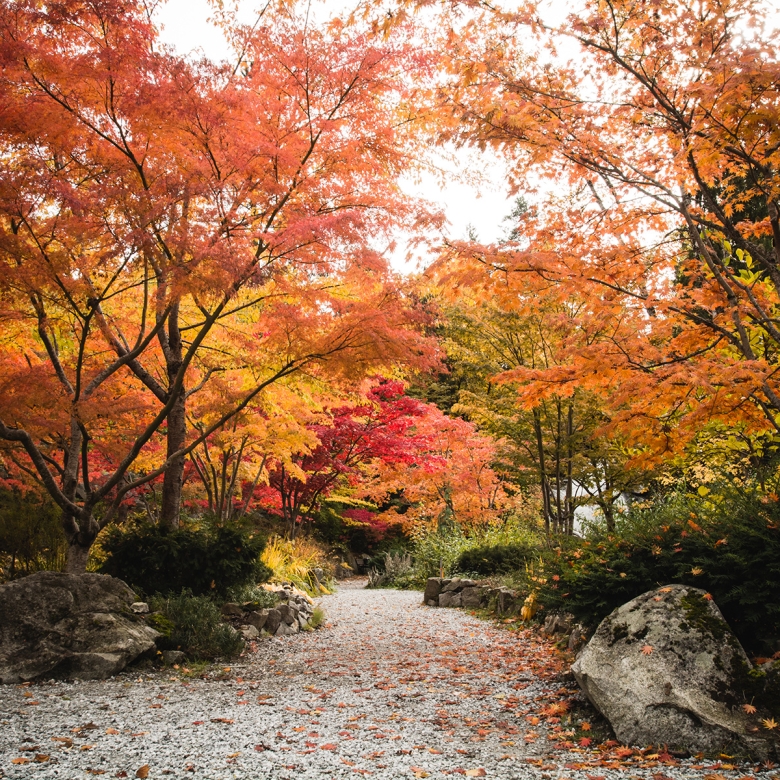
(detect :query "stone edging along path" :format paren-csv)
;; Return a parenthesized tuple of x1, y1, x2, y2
(0, 580, 771, 779)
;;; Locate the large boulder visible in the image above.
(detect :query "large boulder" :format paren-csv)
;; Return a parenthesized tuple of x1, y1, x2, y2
(572, 584, 770, 757)
(0, 572, 160, 683)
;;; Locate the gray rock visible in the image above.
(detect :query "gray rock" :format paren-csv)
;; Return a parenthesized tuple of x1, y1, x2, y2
(130, 602, 149, 614)
(572, 584, 770, 757)
(276, 620, 299, 636)
(220, 602, 244, 617)
(162, 650, 186, 666)
(567, 624, 588, 653)
(277, 603, 299, 625)
(247, 610, 268, 631)
(240, 625, 260, 640)
(426, 599, 437, 607)
(439, 591, 462, 608)
(497, 588, 518, 615)
(442, 578, 475, 593)
(263, 608, 282, 635)
(423, 578, 443, 605)
(543, 613, 572, 636)
(297, 613, 309, 630)
(461, 587, 485, 609)
(0, 572, 160, 683)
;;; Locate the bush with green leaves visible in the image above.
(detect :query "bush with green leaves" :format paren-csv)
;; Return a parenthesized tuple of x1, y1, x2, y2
(100, 523, 270, 597)
(148, 592, 244, 660)
(537, 489, 780, 654)
(0, 490, 66, 579)
(454, 541, 536, 577)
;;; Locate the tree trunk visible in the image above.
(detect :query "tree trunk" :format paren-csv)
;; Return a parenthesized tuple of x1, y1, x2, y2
(64, 518, 97, 573)
(160, 389, 186, 529)
(160, 305, 185, 530)
(65, 540, 91, 573)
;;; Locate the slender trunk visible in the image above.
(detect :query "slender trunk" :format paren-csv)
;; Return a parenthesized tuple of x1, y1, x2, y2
(566, 402, 574, 536)
(532, 408, 551, 536)
(160, 305, 185, 529)
(160, 390, 186, 528)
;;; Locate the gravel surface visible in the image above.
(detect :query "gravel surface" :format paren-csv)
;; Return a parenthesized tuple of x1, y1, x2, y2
(0, 580, 770, 779)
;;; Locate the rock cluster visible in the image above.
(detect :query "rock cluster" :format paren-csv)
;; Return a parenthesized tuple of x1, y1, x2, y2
(572, 584, 774, 758)
(221, 585, 320, 639)
(0, 572, 160, 684)
(424, 577, 591, 653)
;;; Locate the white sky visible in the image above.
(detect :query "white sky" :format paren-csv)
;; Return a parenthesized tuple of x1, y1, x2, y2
(153, 0, 516, 272)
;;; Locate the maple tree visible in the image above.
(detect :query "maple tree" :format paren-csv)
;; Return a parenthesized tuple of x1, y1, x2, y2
(0, 0, 439, 569)
(256, 380, 430, 539)
(367, 399, 514, 532)
(421, 0, 780, 467)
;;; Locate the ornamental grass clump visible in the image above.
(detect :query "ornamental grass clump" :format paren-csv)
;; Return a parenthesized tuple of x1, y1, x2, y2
(261, 535, 329, 595)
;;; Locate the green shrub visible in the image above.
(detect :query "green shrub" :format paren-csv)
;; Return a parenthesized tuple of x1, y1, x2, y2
(455, 542, 536, 577)
(223, 583, 278, 609)
(0, 490, 66, 579)
(411, 526, 472, 583)
(148, 592, 244, 660)
(100, 523, 270, 597)
(538, 490, 780, 654)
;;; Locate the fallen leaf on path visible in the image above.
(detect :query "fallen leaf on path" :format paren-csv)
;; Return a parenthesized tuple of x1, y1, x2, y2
(11, 758, 30, 765)
(210, 717, 234, 724)
(135, 766, 150, 779)
(34, 754, 50, 762)
(465, 770, 487, 777)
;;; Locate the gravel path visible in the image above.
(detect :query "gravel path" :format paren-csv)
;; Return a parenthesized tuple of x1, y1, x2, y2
(0, 581, 768, 779)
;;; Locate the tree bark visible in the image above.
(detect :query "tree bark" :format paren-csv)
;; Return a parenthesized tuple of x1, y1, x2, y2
(159, 305, 185, 529)
(160, 389, 186, 529)
(65, 540, 91, 573)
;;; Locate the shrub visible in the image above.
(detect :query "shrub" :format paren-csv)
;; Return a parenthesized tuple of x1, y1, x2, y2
(538, 489, 780, 654)
(455, 541, 536, 577)
(410, 526, 472, 582)
(100, 523, 269, 597)
(148, 592, 244, 660)
(0, 490, 66, 579)
(223, 583, 278, 609)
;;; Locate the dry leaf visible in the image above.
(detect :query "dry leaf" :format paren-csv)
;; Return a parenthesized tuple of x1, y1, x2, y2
(743, 704, 757, 714)
(210, 717, 234, 724)
(465, 770, 487, 777)
(135, 765, 150, 779)
(34, 754, 50, 762)
(641, 645, 654, 655)
(106, 728, 120, 735)
(11, 757, 30, 765)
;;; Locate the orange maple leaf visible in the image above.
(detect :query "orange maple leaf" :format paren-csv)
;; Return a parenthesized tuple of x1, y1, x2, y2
(742, 704, 757, 714)
(641, 645, 653, 655)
